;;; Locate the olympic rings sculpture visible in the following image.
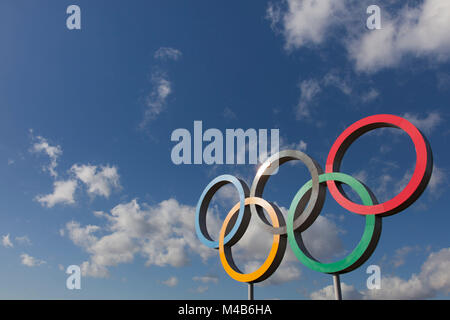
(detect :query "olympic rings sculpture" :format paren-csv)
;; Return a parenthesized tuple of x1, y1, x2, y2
(195, 114, 433, 284)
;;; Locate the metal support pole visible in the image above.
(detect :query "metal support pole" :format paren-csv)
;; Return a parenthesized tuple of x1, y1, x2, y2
(333, 274, 342, 300)
(248, 283, 254, 300)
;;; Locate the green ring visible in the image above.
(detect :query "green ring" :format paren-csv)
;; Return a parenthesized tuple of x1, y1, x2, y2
(287, 172, 382, 274)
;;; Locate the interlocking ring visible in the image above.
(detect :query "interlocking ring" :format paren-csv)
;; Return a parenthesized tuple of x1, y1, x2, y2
(195, 174, 250, 249)
(219, 197, 286, 283)
(195, 114, 433, 283)
(250, 150, 326, 235)
(287, 172, 381, 274)
(326, 114, 433, 216)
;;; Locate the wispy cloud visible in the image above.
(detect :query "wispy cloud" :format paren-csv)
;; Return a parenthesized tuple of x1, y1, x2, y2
(279, 136, 307, 152)
(30, 133, 62, 178)
(361, 88, 379, 103)
(402, 112, 443, 134)
(427, 165, 447, 197)
(191, 285, 209, 294)
(296, 79, 321, 119)
(141, 47, 182, 127)
(295, 71, 380, 120)
(2, 234, 13, 248)
(392, 245, 421, 268)
(154, 47, 182, 61)
(193, 275, 219, 284)
(15, 235, 31, 246)
(162, 276, 179, 287)
(20, 253, 46, 267)
(142, 72, 172, 124)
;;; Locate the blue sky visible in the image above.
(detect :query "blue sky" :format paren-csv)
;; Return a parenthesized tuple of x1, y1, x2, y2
(0, 0, 449, 299)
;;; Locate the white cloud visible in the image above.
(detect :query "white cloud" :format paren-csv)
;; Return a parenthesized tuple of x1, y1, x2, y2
(310, 247, 450, 299)
(154, 47, 182, 61)
(395, 163, 446, 199)
(2, 234, 13, 248)
(266, 2, 282, 31)
(212, 184, 240, 208)
(89, 232, 138, 267)
(30, 133, 122, 206)
(191, 285, 209, 294)
(428, 165, 446, 195)
(295, 71, 376, 120)
(71, 164, 120, 198)
(301, 215, 345, 261)
(15, 235, 31, 246)
(270, 0, 450, 73)
(30, 135, 62, 178)
(193, 276, 219, 284)
(367, 247, 450, 299)
(66, 221, 101, 249)
(66, 221, 133, 278)
(64, 198, 217, 278)
(420, 248, 450, 293)
(163, 276, 179, 287)
(392, 245, 421, 268)
(296, 79, 321, 119)
(141, 48, 182, 126)
(361, 88, 379, 103)
(35, 179, 78, 208)
(323, 72, 352, 96)
(142, 73, 172, 124)
(245, 259, 301, 286)
(63, 195, 344, 282)
(352, 169, 368, 185)
(396, 164, 445, 203)
(310, 282, 363, 300)
(402, 112, 443, 134)
(374, 173, 394, 203)
(280, 138, 308, 152)
(80, 261, 109, 278)
(350, 0, 450, 72)
(298, 140, 307, 151)
(279, 136, 307, 152)
(277, 0, 345, 49)
(20, 253, 46, 267)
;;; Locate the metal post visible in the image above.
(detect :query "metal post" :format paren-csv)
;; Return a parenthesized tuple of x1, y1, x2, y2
(248, 283, 254, 300)
(333, 274, 342, 300)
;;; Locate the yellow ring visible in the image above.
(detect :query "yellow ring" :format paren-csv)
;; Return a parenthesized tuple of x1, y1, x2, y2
(219, 197, 284, 283)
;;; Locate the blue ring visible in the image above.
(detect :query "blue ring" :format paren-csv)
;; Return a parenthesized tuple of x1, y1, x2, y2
(195, 174, 248, 249)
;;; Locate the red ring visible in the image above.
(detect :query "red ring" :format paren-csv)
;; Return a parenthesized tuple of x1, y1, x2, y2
(326, 114, 432, 216)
